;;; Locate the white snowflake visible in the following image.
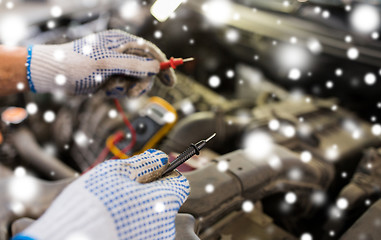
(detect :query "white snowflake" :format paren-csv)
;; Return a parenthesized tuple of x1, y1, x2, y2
(336, 198, 349, 210)
(364, 73, 377, 85)
(43, 110, 56, 123)
(288, 68, 301, 80)
(208, 75, 221, 88)
(268, 119, 280, 131)
(285, 192, 297, 204)
(300, 151, 312, 163)
(300, 233, 313, 240)
(217, 160, 229, 172)
(225, 29, 239, 43)
(335, 69, 343, 76)
(226, 69, 235, 78)
(55, 74, 67, 86)
(322, 10, 330, 19)
(350, 5, 380, 33)
(205, 184, 215, 193)
(50, 6, 63, 18)
(347, 47, 359, 60)
(242, 200, 254, 212)
(154, 30, 162, 39)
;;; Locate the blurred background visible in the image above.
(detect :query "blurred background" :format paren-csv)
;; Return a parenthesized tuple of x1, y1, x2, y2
(2, 0, 381, 239)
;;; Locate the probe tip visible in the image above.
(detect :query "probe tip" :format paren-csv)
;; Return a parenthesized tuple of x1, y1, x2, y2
(205, 133, 216, 142)
(182, 57, 194, 63)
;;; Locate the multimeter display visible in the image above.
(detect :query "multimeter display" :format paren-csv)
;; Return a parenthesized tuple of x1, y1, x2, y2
(150, 107, 165, 119)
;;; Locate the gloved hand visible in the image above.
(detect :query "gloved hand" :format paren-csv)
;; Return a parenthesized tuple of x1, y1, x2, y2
(12, 149, 190, 240)
(26, 30, 176, 97)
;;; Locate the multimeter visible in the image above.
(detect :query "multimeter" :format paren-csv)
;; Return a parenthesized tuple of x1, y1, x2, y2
(114, 96, 177, 155)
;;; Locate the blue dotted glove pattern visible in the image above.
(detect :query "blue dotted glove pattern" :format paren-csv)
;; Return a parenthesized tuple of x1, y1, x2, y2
(71, 30, 157, 95)
(84, 149, 190, 240)
(73, 30, 149, 60)
(74, 69, 154, 95)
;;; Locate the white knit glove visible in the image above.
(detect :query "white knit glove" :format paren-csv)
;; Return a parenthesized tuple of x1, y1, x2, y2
(26, 30, 176, 97)
(12, 149, 190, 240)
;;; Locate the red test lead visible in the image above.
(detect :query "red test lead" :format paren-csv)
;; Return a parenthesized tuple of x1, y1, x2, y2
(160, 57, 194, 70)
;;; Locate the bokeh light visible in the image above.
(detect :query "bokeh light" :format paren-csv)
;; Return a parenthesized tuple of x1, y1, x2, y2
(243, 131, 274, 160)
(0, 15, 27, 46)
(120, 1, 140, 20)
(300, 151, 312, 163)
(163, 112, 176, 123)
(208, 75, 221, 88)
(288, 68, 301, 80)
(242, 200, 254, 212)
(268, 155, 282, 170)
(311, 191, 326, 206)
(55, 74, 67, 86)
(8, 176, 39, 202)
(336, 197, 349, 210)
(268, 119, 280, 131)
(285, 192, 297, 204)
(108, 109, 117, 119)
(350, 5, 380, 33)
(217, 160, 229, 172)
(50, 6, 63, 18)
(202, 0, 232, 25)
(43, 110, 56, 123)
(74, 131, 88, 147)
(300, 233, 313, 240)
(205, 184, 215, 193)
(276, 45, 311, 70)
(364, 73, 377, 85)
(26, 103, 38, 115)
(154, 201, 166, 213)
(347, 47, 359, 60)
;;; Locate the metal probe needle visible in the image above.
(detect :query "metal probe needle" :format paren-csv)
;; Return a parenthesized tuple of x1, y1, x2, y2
(205, 133, 217, 142)
(161, 133, 216, 176)
(182, 57, 194, 63)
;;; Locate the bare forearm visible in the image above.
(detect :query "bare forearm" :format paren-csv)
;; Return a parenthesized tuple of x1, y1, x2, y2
(0, 46, 28, 96)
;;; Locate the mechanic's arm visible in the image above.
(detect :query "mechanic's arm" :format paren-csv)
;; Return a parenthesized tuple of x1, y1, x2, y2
(0, 30, 176, 98)
(12, 149, 190, 240)
(0, 46, 28, 96)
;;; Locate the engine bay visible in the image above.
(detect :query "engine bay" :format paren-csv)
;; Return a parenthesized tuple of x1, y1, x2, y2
(1, 0, 381, 239)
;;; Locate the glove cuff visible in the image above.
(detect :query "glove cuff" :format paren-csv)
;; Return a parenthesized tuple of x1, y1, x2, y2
(26, 45, 36, 92)
(12, 234, 37, 240)
(21, 182, 118, 240)
(29, 44, 70, 93)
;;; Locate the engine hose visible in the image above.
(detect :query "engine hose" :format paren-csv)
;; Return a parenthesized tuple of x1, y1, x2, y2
(160, 111, 248, 154)
(11, 128, 77, 180)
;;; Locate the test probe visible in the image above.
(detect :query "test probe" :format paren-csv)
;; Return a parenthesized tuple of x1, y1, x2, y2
(161, 133, 216, 176)
(160, 57, 194, 70)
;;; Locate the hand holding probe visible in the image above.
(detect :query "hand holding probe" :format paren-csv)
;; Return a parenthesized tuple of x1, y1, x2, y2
(161, 133, 216, 176)
(103, 57, 194, 97)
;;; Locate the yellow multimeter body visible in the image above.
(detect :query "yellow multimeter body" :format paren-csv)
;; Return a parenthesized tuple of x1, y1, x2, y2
(108, 97, 177, 157)
(135, 96, 177, 154)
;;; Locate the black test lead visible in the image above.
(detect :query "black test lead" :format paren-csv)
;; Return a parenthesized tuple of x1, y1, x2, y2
(161, 133, 216, 176)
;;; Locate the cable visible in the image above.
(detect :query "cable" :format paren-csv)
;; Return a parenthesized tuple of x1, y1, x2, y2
(82, 99, 137, 174)
(82, 132, 124, 174)
(113, 98, 136, 158)
(82, 147, 109, 175)
(107, 131, 129, 159)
